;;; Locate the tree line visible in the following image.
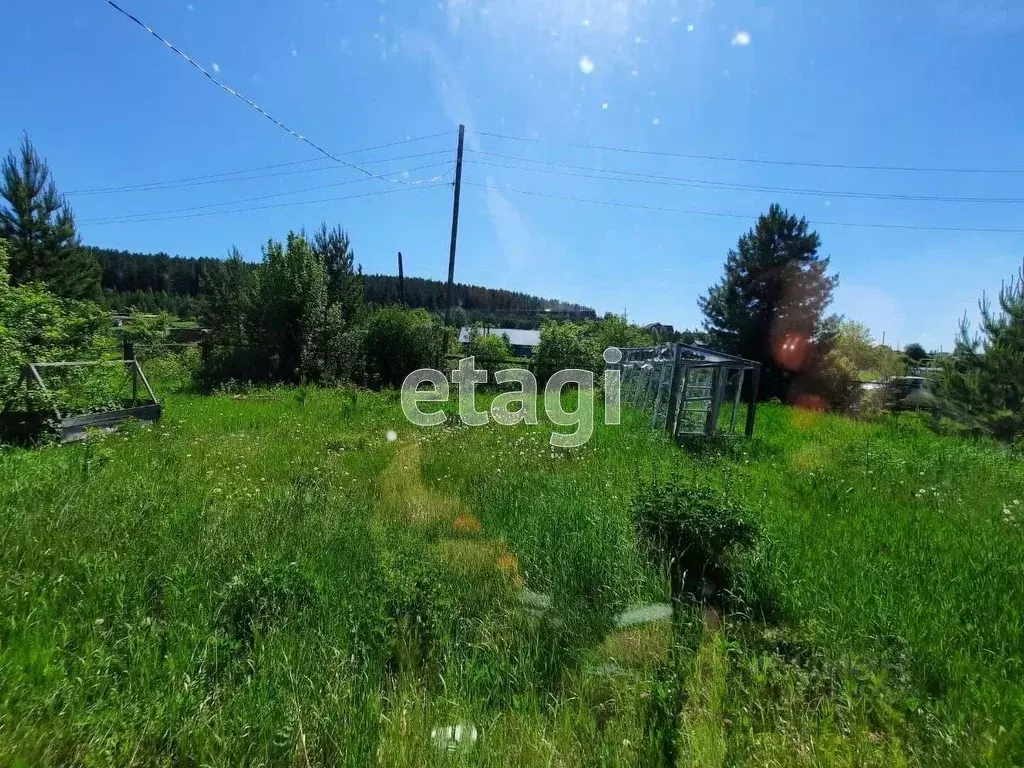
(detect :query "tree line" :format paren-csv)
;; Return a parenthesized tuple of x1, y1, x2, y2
(2, 134, 1022, 443)
(87, 246, 591, 325)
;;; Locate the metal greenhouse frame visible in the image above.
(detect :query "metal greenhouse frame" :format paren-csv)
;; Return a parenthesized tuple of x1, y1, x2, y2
(613, 343, 761, 439)
(14, 359, 162, 443)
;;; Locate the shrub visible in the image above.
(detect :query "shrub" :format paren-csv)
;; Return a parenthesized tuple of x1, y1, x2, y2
(216, 561, 316, 647)
(360, 306, 445, 389)
(632, 476, 759, 603)
(464, 325, 513, 381)
(0, 238, 108, 428)
(534, 322, 599, 384)
(818, 349, 863, 413)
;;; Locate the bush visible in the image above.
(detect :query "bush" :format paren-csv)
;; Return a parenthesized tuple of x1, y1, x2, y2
(361, 306, 445, 389)
(1, 238, 108, 425)
(464, 325, 514, 381)
(534, 322, 599, 384)
(818, 349, 863, 413)
(216, 561, 316, 647)
(632, 476, 759, 604)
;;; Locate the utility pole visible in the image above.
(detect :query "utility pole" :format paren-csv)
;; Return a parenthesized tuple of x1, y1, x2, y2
(397, 251, 405, 305)
(444, 124, 465, 327)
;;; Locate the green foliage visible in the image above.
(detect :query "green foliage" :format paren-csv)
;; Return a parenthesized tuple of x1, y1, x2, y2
(0, 238, 108, 418)
(120, 310, 174, 345)
(817, 348, 865, 412)
(0, 135, 100, 300)
(699, 204, 839, 399)
(941, 261, 1024, 442)
(904, 342, 928, 362)
(534, 321, 600, 383)
(361, 306, 445, 388)
(312, 222, 364, 325)
(88, 240, 591, 325)
(464, 325, 514, 380)
(216, 561, 316, 647)
(584, 313, 653, 354)
(632, 476, 759, 602)
(200, 246, 252, 348)
(199, 235, 364, 387)
(253, 233, 329, 382)
(1, 391, 1024, 763)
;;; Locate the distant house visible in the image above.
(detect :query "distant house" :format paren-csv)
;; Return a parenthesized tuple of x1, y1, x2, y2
(459, 327, 541, 358)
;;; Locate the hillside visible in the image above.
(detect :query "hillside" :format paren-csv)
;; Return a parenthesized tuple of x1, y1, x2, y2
(86, 246, 594, 326)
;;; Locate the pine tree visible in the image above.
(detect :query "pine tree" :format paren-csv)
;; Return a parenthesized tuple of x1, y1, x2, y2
(199, 247, 253, 347)
(942, 261, 1024, 442)
(0, 135, 100, 300)
(311, 223, 363, 325)
(699, 204, 838, 399)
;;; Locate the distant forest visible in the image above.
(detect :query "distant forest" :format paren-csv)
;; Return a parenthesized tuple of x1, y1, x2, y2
(88, 246, 594, 328)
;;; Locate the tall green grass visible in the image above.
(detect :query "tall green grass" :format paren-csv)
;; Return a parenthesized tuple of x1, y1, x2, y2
(0, 386, 1021, 765)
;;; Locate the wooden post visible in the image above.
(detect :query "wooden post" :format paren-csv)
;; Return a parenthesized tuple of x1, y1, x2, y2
(744, 364, 761, 437)
(131, 362, 138, 405)
(123, 339, 134, 361)
(444, 124, 465, 326)
(398, 251, 405, 305)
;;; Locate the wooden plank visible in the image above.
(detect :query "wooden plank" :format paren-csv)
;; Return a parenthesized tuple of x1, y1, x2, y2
(61, 404, 162, 430)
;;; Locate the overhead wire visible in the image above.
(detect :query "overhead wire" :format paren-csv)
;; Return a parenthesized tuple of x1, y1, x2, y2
(463, 181, 1024, 234)
(81, 161, 454, 224)
(67, 133, 453, 195)
(105, 1, 452, 185)
(465, 150, 1024, 204)
(474, 130, 1024, 174)
(83, 182, 450, 226)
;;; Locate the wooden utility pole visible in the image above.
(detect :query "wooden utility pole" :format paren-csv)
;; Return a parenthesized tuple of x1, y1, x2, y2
(397, 251, 405, 305)
(444, 124, 465, 326)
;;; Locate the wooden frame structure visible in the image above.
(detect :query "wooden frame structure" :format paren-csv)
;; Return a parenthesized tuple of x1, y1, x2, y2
(13, 359, 162, 443)
(614, 343, 761, 439)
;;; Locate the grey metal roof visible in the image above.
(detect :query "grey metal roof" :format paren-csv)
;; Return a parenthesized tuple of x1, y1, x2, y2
(458, 327, 541, 347)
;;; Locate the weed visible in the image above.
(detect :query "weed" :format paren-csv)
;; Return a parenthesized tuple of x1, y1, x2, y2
(632, 476, 759, 604)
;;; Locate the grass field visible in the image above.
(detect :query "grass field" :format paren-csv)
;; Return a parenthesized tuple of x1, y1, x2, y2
(1, 382, 1022, 766)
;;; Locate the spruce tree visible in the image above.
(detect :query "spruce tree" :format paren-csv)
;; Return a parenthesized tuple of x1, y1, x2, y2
(699, 204, 838, 399)
(0, 135, 100, 300)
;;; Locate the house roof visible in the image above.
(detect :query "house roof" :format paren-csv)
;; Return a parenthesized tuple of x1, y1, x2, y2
(458, 327, 541, 347)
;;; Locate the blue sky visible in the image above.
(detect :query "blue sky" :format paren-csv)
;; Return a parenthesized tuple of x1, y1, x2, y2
(3, 0, 1023, 350)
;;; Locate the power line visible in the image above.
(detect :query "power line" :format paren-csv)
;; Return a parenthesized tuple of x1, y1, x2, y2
(464, 181, 1024, 233)
(105, 1, 450, 186)
(466, 150, 1024, 204)
(83, 183, 449, 226)
(69, 149, 452, 196)
(67, 133, 452, 195)
(81, 161, 453, 224)
(474, 130, 1024, 175)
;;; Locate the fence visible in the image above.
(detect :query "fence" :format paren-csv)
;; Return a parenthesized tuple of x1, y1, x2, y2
(612, 343, 761, 439)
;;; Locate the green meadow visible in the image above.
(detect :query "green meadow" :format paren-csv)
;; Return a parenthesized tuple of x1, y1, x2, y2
(1, 383, 1022, 766)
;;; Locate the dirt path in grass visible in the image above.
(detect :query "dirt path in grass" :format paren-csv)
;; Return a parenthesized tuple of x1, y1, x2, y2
(378, 440, 523, 586)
